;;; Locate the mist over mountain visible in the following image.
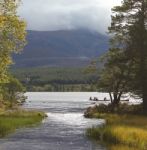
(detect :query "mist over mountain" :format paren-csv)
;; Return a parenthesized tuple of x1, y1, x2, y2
(13, 30, 109, 68)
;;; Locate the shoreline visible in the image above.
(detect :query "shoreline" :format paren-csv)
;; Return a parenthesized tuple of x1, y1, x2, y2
(0, 109, 46, 138)
(85, 105, 147, 150)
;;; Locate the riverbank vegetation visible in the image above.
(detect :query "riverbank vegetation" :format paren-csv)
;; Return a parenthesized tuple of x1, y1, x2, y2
(91, 0, 147, 109)
(0, 0, 26, 106)
(85, 104, 147, 150)
(0, 0, 46, 138)
(0, 109, 46, 137)
(85, 0, 147, 147)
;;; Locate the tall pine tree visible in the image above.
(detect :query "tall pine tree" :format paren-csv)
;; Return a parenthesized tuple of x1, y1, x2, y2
(109, 0, 147, 110)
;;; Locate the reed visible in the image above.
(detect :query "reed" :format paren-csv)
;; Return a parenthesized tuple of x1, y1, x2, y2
(86, 111, 147, 149)
(109, 145, 139, 150)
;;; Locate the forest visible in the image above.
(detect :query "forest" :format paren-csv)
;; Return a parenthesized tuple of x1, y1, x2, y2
(11, 67, 99, 91)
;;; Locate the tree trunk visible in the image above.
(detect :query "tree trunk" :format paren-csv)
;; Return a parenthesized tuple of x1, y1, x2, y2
(140, 34, 147, 112)
(112, 93, 120, 106)
(109, 92, 113, 103)
(117, 91, 123, 102)
(143, 88, 147, 111)
(139, 1, 147, 112)
(141, 49, 147, 111)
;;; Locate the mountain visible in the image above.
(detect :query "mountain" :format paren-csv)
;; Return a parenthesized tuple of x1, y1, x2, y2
(13, 30, 109, 68)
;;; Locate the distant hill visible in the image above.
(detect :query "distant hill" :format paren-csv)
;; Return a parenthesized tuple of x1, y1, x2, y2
(13, 30, 109, 68)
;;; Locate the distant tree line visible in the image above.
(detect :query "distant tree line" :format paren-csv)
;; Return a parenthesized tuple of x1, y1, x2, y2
(12, 67, 99, 92)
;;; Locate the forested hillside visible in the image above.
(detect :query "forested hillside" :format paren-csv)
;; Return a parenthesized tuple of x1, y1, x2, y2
(13, 30, 109, 68)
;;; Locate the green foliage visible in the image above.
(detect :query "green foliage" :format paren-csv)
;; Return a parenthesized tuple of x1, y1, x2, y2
(97, 0, 147, 108)
(110, 0, 147, 108)
(0, 0, 26, 106)
(11, 67, 99, 92)
(1, 75, 26, 105)
(0, 109, 46, 137)
(84, 104, 144, 118)
(97, 48, 132, 104)
(86, 127, 102, 140)
(0, 0, 26, 84)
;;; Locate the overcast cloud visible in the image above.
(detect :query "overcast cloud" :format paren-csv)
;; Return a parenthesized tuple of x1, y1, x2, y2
(18, 0, 121, 34)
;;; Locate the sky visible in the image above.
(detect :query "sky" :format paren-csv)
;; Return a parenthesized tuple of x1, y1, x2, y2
(18, 0, 121, 34)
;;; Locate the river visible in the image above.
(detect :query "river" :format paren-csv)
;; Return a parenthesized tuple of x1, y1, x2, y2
(0, 92, 141, 150)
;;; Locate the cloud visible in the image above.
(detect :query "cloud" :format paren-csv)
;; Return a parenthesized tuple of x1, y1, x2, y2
(18, 0, 121, 34)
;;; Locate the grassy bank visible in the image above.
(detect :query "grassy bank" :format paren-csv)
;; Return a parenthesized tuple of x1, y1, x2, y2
(85, 105, 147, 150)
(0, 109, 46, 137)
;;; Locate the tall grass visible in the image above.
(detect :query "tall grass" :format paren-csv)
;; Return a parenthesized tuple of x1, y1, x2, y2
(109, 145, 139, 150)
(86, 111, 147, 149)
(0, 109, 46, 137)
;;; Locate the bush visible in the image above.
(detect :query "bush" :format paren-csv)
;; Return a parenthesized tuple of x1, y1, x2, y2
(2, 76, 26, 106)
(84, 103, 144, 118)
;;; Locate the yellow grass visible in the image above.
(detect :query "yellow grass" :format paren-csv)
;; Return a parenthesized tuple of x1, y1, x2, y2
(109, 145, 139, 150)
(86, 113, 147, 149)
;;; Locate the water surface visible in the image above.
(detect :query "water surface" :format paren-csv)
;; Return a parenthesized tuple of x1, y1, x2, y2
(0, 92, 107, 150)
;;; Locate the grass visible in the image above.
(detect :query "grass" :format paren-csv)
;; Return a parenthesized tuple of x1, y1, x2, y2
(108, 145, 139, 150)
(0, 109, 46, 137)
(85, 105, 147, 150)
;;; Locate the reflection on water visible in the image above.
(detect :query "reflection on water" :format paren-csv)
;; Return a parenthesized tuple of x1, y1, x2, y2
(0, 92, 107, 150)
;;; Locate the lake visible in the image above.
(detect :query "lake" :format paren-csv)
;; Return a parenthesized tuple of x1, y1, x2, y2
(0, 92, 108, 150)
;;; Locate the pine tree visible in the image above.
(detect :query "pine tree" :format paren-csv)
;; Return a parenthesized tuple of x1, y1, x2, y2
(109, 0, 147, 110)
(98, 48, 132, 105)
